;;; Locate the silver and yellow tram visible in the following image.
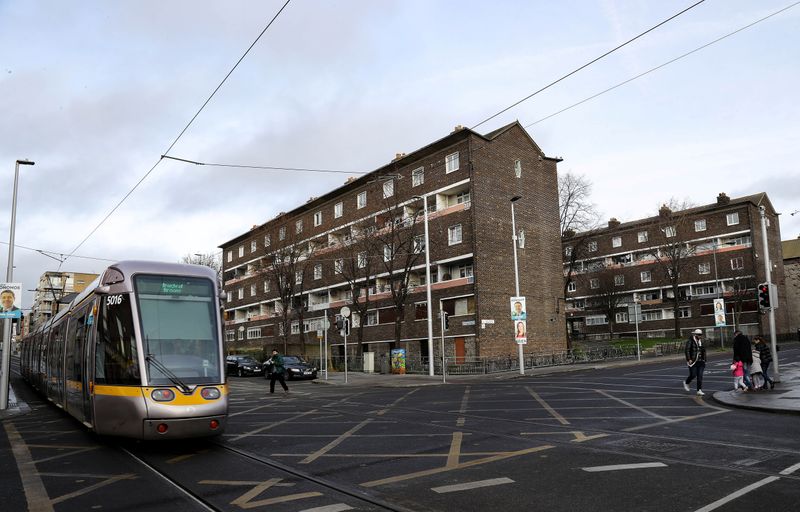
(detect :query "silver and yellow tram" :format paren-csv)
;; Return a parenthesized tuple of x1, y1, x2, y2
(20, 261, 228, 439)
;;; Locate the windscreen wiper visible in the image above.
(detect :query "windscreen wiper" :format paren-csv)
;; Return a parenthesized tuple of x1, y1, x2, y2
(145, 354, 192, 394)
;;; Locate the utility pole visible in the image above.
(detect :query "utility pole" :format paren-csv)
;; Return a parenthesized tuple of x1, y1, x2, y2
(759, 206, 780, 383)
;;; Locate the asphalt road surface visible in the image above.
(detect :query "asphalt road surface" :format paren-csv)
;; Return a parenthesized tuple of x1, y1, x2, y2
(3, 347, 799, 511)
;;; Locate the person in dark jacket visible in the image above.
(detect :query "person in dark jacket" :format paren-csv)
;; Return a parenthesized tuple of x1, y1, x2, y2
(732, 330, 754, 389)
(683, 329, 707, 396)
(754, 336, 774, 390)
(266, 349, 289, 394)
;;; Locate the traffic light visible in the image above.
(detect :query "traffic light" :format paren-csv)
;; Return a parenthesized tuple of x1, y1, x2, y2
(442, 312, 450, 331)
(758, 283, 771, 309)
(343, 318, 351, 336)
(335, 315, 344, 331)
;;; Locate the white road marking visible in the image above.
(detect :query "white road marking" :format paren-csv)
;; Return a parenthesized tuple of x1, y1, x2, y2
(582, 462, 667, 472)
(780, 462, 800, 475)
(431, 477, 515, 494)
(299, 505, 353, 512)
(694, 476, 780, 512)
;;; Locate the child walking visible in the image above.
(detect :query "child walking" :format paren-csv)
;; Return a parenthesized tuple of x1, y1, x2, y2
(750, 346, 765, 390)
(731, 360, 747, 392)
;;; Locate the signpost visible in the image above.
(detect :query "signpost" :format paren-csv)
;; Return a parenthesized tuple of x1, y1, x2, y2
(627, 303, 642, 361)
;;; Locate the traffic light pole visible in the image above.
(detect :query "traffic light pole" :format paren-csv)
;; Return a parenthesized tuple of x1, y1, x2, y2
(759, 206, 780, 383)
(440, 310, 446, 384)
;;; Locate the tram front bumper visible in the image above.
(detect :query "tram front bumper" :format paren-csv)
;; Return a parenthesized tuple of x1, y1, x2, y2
(143, 415, 227, 439)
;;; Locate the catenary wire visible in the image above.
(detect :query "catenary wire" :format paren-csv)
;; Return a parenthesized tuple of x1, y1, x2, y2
(526, 1, 800, 128)
(64, 0, 292, 262)
(162, 155, 365, 175)
(0, 240, 116, 263)
(470, 0, 707, 130)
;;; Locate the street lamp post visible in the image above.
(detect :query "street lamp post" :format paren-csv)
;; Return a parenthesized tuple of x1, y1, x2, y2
(413, 195, 435, 376)
(1, 159, 34, 411)
(511, 196, 524, 375)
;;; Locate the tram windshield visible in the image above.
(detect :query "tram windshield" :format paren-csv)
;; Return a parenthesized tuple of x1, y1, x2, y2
(134, 274, 221, 385)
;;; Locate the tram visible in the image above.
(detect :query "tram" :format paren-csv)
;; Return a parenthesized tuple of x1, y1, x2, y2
(20, 261, 228, 439)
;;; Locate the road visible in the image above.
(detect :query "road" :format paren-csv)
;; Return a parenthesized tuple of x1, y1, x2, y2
(3, 347, 799, 511)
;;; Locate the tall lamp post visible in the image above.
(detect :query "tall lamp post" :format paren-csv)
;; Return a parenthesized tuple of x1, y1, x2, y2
(511, 196, 524, 375)
(413, 194, 435, 376)
(1, 159, 34, 411)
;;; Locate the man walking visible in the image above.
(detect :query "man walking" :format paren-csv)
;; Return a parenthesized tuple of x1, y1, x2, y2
(683, 328, 707, 396)
(267, 349, 289, 395)
(732, 330, 754, 390)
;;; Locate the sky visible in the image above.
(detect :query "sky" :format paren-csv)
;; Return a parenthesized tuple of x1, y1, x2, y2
(1, 0, 798, 309)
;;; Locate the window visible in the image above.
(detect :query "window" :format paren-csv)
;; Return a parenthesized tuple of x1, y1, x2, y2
(264, 234, 271, 247)
(247, 327, 261, 339)
(314, 264, 322, 280)
(665, 226, 676, 238)
(296, 219, 303, 234)
(358, 252, 367, 269)
(264, 280, 270, 293)
(250, 284, 256, 297)
(590, 278, 599, 289)
(585, 315, 608, 326)
(226, 292, 232, 302)
(518, 230, 525, 249)
(694, 219, 706, 232)
(238, 246, 244, 257)
(384, 244, 392, 262)
(565, 246, 573, 257)
(448, 224, 463, 245)
(454, 264, 473, 278)
(238, 329, 244, 341)
(698, 262, 711, 274)
(514, 159, 522, 178)
(334, 202, 343, 218)
(678, 308, 691, 318)
(612, 236, 622, 248)
(279, 226, 286, 241)
(642, 310, 663, 321)
(638, 231, 648, 243)
(445, 152, 460, 173)
(727, 212, 739, 226)
(640, 271, 652, 283)
(357, 191, 367, 209)
(414, 235, 425, 253)
(237, 288, 244, 300)
(588, 241, 598, 252)
(567, 282, 577, 292)
(250, 240, 257, 253)
(614, 275, 624, 286)
(412, 167, 424, 187)
(693, 284, 716, 296)
(455, 191, 471, 205)
(615, 312, 629, 323)
(382, 179, 394, 198)
(295, 271, 303, 285)
(314, 211, 322, 227)
(334, 259, 343, 274)
(291, 322, 300, 335)
(225, 331, 235, 342)
(227, 251, 232, 263)
(730, 257, 744, 270)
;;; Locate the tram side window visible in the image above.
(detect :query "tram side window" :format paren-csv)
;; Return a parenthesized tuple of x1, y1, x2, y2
(95, 295, 139, 385)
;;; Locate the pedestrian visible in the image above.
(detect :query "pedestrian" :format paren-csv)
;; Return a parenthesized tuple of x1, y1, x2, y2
(750, 345, 764, 390)
(266, 349, 289, 395)
(683, 328, 707, 396)
(754, 336, 775, 390)
(732, 330, 754, 390)
(731, 360, 747, 392)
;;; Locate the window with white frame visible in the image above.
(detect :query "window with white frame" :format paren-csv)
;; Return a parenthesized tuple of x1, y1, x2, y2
(334, 202, 343, 218)
(247, 327, 261, 339)
(264, 234, 271, 247)
(264, 280, 270, 293)
(727, 212, 739, 226)
(413, 235, 425, 253)
(638, 231, 648, 243)
(590, 278, 599, 289)
(366, 311, 378, 326)
(518, 230, 525, 249)
(694, 219, 706, 232)
(314, 264, 322, 280)
(227, 251, 232, 262)
(454, 264, 473, 278)
(295, 219, 303, 234)
(585, 315, 608, 325)
(250, 284, 256, 297)
(642, 310, 663, 321)
(615, 312, 629, 323)
(565, 246, 573, 257)
(614, 275, 624, 286)
(314, 211, 322, 227)
(445, 152, 460, 173)
(226, 291, 232, 302)
(567, 282, 576, 292)
(251, 240, 257, 253)
(238, 246, 244, 257)
(279, 226, 286, 241)
(357, 191, 367, 209)
(640, 270, 652, 282)
(291, 322, 300, 334)
(383, 244, 392, 262)
(334, 259, 343, 274)
(237, 288, 244, 300)
(693, 284, 716, 296)
(238, 329, 244, 341)
(382, 179, 394, 198)
(588, 241, 598, 252)
(448, 224, 463, 245)
(665, 226, 676, 238)
(456, 191, 471, 205)
(678, 307, 691, 318)
(225, 331, 235, 342)
(358, 252, 367, 268)
(698, 262, 711, 274)
(412, 167, 424, 186)
(612, 236, 622, 248)
(730, 257, 744, 270)
(514, 159, 522, 178)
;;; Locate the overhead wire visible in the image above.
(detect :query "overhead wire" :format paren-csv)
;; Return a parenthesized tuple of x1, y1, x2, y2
(470, 0, 707, 130)
(161, 155, 365, 175)
(64, 0, 293, 262)
(0, 240, 116, 263)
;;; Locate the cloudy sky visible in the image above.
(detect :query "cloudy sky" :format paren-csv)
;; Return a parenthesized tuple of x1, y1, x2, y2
(1, 0, 798, 308)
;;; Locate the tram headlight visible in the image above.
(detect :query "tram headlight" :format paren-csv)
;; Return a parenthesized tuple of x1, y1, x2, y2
(201, 387, 221, 400)
(151, 389, 175, 402)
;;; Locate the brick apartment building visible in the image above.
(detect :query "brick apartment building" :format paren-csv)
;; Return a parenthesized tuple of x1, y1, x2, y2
(220, 122, 566, 362)
(28, 271, 98, 332)
(562, 193, 789, 342)
(782, 238, 800, 336)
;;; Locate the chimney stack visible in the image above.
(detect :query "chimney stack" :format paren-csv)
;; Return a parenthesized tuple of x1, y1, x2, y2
(608, 218, 621, 228)
(717, 192, 730, 205)
(658, 204, 672, 218)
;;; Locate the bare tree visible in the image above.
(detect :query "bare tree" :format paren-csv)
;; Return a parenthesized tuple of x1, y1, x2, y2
(559, 172, 601, 235)
(648, 200, 696, 338)
(727, 276, 756, 330)
(591, 267, 628, 337)
(181, 252, 221, 283)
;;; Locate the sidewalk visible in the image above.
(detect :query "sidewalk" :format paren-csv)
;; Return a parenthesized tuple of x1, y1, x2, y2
(0, 382, 29, 419)
(712, 365, 800, 415)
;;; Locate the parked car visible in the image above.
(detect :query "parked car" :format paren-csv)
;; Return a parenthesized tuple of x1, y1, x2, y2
(226, 355, 264, 377)
(264, 355, 318, 380)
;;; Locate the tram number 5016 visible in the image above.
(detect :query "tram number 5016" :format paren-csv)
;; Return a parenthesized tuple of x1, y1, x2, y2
(106, 294, 124, 307)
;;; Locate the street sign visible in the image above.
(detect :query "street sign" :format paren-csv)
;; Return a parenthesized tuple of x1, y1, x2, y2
(340, 306, 351, 318)
(627, 303, 642, 323)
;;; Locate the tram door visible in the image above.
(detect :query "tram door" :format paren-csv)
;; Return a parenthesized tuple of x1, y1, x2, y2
(82, 299, 98, 424)
(65, 305, 91, 423)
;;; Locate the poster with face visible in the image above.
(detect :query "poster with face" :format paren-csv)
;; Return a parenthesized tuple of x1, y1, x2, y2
(713, 298, 726, 327)
(510, 296, 526, 321)
(514, 320, 527, 344)
(0, 283, 22, 319)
